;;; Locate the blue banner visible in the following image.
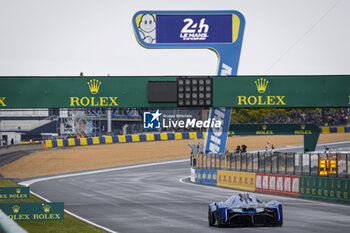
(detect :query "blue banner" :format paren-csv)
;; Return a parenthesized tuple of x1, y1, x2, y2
(156, 15, 233, 43)
(204, 107, 232, 153)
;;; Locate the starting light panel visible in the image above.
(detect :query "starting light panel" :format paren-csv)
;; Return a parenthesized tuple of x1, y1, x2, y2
(147, 76, 213, 107)
(177, 76, 212, 107)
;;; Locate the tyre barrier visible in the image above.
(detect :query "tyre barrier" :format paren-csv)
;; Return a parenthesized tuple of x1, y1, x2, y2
(44, 131, 206, 148)
(321, 126, 350, 134)
(43, 125, 349, 149)
(194, 169, 350, 203)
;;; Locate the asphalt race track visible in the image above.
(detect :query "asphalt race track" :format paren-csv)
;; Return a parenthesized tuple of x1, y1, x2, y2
(19, 141, 350, 233)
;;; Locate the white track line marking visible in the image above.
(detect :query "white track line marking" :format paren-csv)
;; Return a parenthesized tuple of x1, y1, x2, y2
(19, 158, 189, 187)
(29, 191, 118, 233)
(179, 176, 350, 208)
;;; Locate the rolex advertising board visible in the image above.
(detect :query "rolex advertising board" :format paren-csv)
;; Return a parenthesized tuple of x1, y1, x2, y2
(0, 203, 64, 221)
(0, 75, 349, 108)
(0, 187, 29, 199)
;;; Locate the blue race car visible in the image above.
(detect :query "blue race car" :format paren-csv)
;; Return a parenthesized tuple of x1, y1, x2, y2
(208, 193, 283, 227)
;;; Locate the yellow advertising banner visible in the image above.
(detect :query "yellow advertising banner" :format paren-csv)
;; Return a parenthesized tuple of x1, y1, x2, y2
(217, 170, 256, 192)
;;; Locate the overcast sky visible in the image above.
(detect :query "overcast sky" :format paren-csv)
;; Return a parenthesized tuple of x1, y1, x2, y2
(0, 0, 349, 76)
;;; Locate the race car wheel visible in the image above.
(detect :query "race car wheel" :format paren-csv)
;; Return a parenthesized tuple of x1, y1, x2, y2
(277, 205, 283, 227)
(216, 206, 222, 228)
(208, 206, 214, 227)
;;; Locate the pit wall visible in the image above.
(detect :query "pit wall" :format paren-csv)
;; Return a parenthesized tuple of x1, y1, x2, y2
(44, 132, 206, 148)
(194, 169, 349, 203)
(43, 125, 349, 148)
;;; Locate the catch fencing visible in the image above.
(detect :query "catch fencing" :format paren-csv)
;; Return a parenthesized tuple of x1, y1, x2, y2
(191, 151, 350, 178)
(191, 151, 350, 202)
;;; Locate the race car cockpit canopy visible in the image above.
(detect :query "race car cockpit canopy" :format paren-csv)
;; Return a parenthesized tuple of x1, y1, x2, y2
(225, 193, 262, 206)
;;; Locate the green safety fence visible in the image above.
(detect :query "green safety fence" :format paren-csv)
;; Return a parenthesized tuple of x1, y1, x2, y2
(300, 176, 349, 202)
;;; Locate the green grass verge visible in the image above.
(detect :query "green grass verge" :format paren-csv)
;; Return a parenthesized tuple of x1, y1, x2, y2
(0, 180, 107, 233)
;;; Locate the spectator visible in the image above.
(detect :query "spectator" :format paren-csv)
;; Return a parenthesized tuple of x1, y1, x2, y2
(235, 145, 241, 153)
(242, 145, 247, 153)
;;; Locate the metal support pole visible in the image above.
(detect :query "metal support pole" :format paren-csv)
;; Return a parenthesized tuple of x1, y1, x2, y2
(235, 153, 237, 171)
(202, 153, 204, 169)
(277, 153, 279, 174)
(301, 153, 303, 175)
(346, 154, 349, 179)
(209, 154, 212, 169)
(285, 153, 287, 174)
(107, 108, 112, 135)
(326, 153, 331, 177)
(214, 154, 216, 170)
(234, 153, 236, 170)
(0, 119, 2, 147)
(326, 153, 329, 177)
(225, 154, 227, 170)
(293, 153, 296, 175)
(240, 153, 242, 171)
(336, 153, 338, 178)
(309, 153, 311, 176)
(250, 154, 253, 172)
(317, 153, 320, 177)
(271, 152, 273, 174)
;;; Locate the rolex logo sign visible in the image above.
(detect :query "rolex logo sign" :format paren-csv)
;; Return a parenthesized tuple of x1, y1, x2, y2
(255, 78, 268, 93)
(294, 124, 312, 135)
(69, 79, 118, 107)
(42, 204, 51, 213)
(256, 124, 273, 135)
(87, 79, 101, 94)
(237, 78, 286, 106)
(12, 205, 20, 214)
